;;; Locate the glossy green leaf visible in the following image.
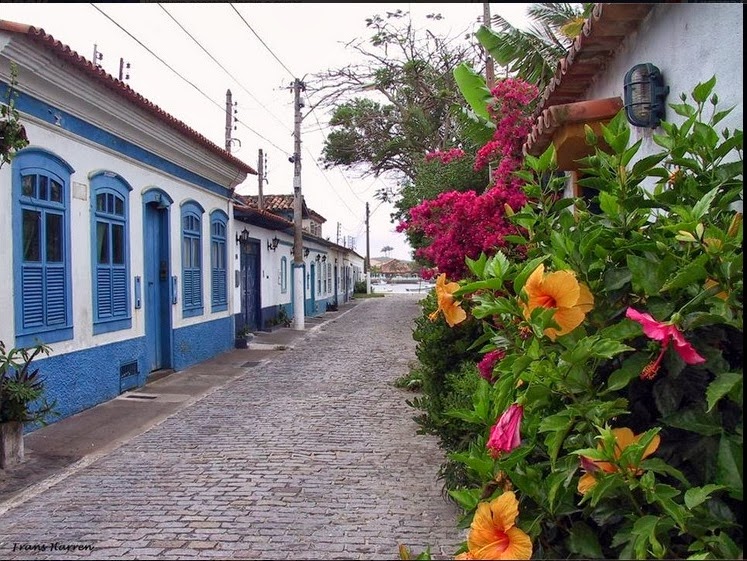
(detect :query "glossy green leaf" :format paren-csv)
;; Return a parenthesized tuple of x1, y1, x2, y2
(661, 254, 709, 292)
(568, 522, 604, 559)
(716, 434, 743, 500)
(453, 62, 492, 121)
(692, 76, 717, 103)
(684, 484, 726, 510)
(705, 372, 742, 412)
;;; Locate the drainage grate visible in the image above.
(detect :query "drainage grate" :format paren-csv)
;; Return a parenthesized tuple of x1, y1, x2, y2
(242, 361, 261, 368)
(123, 393, 158, 400)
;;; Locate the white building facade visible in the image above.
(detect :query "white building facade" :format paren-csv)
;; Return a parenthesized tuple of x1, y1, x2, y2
(1, 22, 255, 423)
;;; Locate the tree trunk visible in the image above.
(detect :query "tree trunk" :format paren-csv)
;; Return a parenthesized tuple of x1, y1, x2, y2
(0, 421, 24, 469)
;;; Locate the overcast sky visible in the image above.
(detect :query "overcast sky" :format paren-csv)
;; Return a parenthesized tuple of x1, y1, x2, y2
(2, 3, 531, 261)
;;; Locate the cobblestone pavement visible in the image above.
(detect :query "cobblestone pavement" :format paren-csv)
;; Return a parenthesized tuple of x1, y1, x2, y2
(0, 294, 464, 560)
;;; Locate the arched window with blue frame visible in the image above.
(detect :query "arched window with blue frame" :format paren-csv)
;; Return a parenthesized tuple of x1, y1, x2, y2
(210, 209, 228, 312)
(12, 148, 74, 346)
(90, 171, 132, 333)
(181, 200, 204, 317)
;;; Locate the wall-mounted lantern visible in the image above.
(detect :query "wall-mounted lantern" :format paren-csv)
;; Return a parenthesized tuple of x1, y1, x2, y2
(321, 255, 327, 263)
(303, 247, 310, 258)
(236, 227, 251, 244)
(267, 236, 280, 251)
(315, 254, 321, 262)
(623, 63, 669, 128)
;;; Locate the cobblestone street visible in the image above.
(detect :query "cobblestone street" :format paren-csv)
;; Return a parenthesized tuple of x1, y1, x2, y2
(0, 295, 463, 560)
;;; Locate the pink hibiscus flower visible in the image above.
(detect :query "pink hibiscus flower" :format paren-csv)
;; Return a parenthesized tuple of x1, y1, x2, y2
(626, 307, 706, 380)
(487, 404, 524, 458)
(477, 350, 506, 383)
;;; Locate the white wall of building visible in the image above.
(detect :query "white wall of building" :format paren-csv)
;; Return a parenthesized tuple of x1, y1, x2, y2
(585, 3, 743, 160)
(0, 116, 234, 353)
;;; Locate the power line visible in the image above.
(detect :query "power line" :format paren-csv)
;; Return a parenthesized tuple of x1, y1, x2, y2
(229, 3, 295, 80)
(156, 2, 290, 134)
(89, 3, 287, 154)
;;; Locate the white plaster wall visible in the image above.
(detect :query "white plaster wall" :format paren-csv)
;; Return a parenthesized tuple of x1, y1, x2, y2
(585, 3, 743, 159)
(1, 117, 234, 353)
(1, 158, 15, 343)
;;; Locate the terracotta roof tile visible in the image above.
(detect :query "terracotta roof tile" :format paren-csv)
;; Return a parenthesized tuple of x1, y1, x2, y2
(0, 19, 257, 176)
(534, 3, 654, 113)
(524, 96, 623, 156)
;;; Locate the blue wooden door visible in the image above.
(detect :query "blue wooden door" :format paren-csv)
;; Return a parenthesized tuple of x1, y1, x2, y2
(307, 263, 316, 316)
(240, 241, 260, 331)
(333, 261, 339, 306)
(144, 202, 172, 372)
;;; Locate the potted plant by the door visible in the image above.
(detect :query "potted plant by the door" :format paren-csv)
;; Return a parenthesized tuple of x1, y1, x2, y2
(0, 340, 56, 469)
(234, 327, 252, 349)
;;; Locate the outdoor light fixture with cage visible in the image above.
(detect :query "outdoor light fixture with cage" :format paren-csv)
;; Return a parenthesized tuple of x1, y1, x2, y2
(267, 236, 279, 251)
(623, 63, 669, 128)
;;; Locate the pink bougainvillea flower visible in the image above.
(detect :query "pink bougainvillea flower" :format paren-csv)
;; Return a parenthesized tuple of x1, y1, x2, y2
(625, 308, 705, 380)
(487, 404, 523, 458)
(428, 274, 467, 327)
(521, 264, 594, 340)
(578, 428, 661, 495)
(477, 350, 505, 383)
(466, 491, 533, 560)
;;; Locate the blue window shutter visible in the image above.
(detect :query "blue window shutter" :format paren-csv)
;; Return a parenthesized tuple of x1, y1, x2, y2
(21, 266, 44, 327)
(181, 201, 204, 316)
(46, 265, 66, 325)
(183, 269, 193, 307)
(211, 267, 220, 304)
(13, 149, 75, 344)
(209, 211, 228, 310)
(112, 268, 127, 316)
(192, 268, 201, 306)
(90, 173, 132, 331)
(97, 267, 112, 318)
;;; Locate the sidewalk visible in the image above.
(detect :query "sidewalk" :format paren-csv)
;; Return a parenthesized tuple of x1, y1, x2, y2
(0, 300, 360, 509)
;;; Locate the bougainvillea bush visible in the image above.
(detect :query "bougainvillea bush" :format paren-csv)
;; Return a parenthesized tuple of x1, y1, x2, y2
(414, 78, 743, 559)
(397, 78, 537, 281)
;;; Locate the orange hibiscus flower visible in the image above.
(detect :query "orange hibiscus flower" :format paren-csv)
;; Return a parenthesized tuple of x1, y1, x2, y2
(466, 491, 533, 560)
(428, 273, 466, 327)
(577, 427, 661, 495)
(521, 264, 594, 340)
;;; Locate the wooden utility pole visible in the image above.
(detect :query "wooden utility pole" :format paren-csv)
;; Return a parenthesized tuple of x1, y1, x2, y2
(225, 89, 233, 152)
(291, 78, 306, 330)
(257, 148, 265, 210)
(483, 2, 495, 88)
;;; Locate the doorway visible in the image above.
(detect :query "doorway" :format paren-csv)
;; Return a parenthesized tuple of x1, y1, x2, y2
(143, 196, 172, 373)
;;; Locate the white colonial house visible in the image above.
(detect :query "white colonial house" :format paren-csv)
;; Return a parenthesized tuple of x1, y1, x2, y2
(232, 193, 364, 334)
(1, 21, 257, 424)
(523, 2, 743, 197)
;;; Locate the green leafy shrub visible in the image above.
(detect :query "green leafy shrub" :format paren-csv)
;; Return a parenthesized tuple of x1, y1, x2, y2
(1, 340, 56, 425)
(404, 291, 486, 490)
(438, 79, 743, 559)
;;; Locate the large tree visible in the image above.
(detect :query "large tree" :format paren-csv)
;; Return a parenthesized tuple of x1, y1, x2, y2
(309, 9, 484, 195)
